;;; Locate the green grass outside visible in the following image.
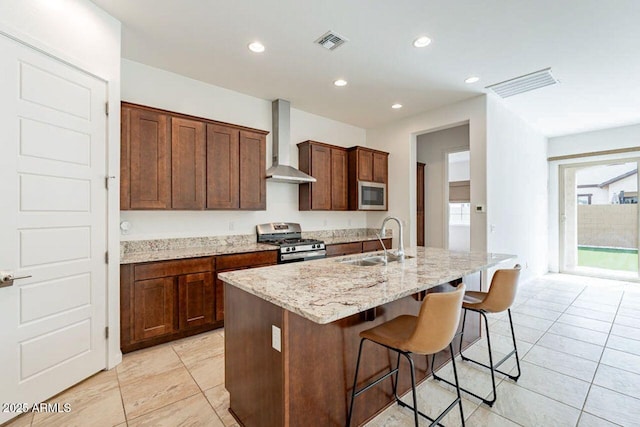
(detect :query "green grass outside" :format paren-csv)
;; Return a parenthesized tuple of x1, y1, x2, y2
(578, 246, 638, 272)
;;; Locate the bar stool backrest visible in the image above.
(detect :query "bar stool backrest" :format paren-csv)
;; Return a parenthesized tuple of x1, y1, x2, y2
(403, 283, 465, 355)
(479, 265, 522, 313)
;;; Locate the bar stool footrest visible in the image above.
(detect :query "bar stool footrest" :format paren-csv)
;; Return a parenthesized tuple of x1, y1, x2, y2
(353, 368, 400, 398)
(396, 396, 460, 427)
(431, 371, 496, 407)
(460, 349, 520, 381)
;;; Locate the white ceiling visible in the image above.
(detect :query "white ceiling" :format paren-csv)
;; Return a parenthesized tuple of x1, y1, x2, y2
(91, 0, 640, 137)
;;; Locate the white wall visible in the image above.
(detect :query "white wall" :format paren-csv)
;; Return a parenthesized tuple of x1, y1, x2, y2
(365, 96, 487, 251)
(486, 96, 548, 280)
(416, 125, 470, 248)
(548, 124, 640, 271)
(0, 0, 122, 367)
(548, 123, 640, 158)
(120, 60, 368, 239)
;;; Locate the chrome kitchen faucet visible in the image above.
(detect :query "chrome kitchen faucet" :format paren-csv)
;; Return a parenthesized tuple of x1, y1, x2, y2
(380, 216, 405, 262)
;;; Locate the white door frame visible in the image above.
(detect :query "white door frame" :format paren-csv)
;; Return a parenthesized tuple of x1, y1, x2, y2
(0, 26, 121, 371)
(559, 157, 640, 280)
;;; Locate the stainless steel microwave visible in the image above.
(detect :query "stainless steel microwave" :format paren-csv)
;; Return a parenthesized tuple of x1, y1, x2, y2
(358, 181, 386, 210)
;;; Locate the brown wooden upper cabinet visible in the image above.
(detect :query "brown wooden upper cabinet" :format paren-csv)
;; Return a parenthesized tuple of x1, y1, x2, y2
(348, 146, 389, 211)
(350, 146, 388, 183)
(297, 140, 348, 211)
(239, 130, 267, 210)
(121, 105, 171, 210)
(331, 148, 349, 210)
(206, 124, 239, 209)
(172, 117, 206, 209)
(121, 102, 268, 210)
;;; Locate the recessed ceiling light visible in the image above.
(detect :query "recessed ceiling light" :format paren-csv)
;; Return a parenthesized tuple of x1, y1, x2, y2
(248, 41, 265, 53)
(413, 36, 432, 48)
(465, 76, 480, 84)
(391, 103, 403, 109)
(334, 79, 348, 87)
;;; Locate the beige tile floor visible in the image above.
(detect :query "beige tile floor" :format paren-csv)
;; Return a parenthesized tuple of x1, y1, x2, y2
(4, 273, 640, 427)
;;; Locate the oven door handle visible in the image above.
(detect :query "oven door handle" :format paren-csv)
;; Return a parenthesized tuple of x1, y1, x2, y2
(280, 250, 327, 261)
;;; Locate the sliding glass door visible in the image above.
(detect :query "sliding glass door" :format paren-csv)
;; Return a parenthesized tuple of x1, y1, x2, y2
(560, 158, 640, 279)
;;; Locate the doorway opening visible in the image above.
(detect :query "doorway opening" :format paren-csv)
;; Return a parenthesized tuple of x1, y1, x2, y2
(560, 159, 639, 279)
(415, 124, 470, 249)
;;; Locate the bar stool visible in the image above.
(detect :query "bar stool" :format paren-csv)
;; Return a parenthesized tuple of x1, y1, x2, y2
(432, 265, 521, 407)
(347, 284, 466, 427)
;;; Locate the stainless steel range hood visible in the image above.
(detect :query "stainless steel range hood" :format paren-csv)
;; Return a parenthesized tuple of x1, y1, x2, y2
(266, 99, 316, 183)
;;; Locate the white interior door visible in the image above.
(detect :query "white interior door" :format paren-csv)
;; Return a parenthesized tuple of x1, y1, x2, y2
(0, 34, 108, 423)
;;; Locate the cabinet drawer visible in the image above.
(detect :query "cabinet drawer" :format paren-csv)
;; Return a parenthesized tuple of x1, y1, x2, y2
(362, 238, 392, 253)
(216, 251, 277, 270)
(325, 242, 362, 257)
(134, 257, 213, 281)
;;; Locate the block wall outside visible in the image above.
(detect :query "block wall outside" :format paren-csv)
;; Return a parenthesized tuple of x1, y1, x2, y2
(578, 204, 637, 249)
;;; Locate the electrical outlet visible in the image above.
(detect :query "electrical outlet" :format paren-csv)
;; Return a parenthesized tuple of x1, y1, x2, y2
(229, 221, 235, 231)
(323, 219, 328, 226)
(272, 325, 281, 352)
(348, 219, 352, 226)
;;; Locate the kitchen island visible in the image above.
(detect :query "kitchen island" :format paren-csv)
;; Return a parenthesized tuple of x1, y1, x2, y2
(219, 247, 514, 427)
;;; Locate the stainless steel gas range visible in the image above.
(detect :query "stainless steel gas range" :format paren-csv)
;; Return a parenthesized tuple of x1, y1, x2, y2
(256, 222, 326, 263)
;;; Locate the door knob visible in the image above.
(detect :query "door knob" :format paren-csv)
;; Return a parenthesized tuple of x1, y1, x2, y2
(0, 271, 32, 288)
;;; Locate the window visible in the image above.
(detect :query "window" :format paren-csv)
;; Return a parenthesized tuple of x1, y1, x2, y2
(577, 194, 592, 205)
(449, 203, 470, 225)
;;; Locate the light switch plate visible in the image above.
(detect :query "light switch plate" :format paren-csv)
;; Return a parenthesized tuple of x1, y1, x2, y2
(272, 325, 281, 352)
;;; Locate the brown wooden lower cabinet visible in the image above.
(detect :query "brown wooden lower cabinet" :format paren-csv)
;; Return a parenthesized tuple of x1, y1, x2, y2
(121, 251, 278, 353)
(362, 238, 392, 253)
(132, 277, 174, 342)
(214, 251, 278, 322)
(325, 238, 391, 257)
(121, 257, 218, 353)
(178, 272, 214, 329)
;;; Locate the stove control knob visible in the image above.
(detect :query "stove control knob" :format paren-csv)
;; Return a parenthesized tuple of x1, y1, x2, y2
(285, 247, 290, 252)
(291, 246, 296, 252)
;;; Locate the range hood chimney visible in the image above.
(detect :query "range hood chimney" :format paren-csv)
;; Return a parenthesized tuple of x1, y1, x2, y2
(266, 99, 316, 183)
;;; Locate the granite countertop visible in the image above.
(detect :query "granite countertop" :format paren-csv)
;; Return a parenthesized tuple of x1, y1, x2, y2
(120, 242, 278, 264)
(120, 228, 391, 264)
(218, 247, 515, 324)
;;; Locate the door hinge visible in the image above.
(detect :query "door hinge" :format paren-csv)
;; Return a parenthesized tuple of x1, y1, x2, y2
(105, 102, 109, 116)
(105, 326, 109, 339)
(105, 251, 109, 264)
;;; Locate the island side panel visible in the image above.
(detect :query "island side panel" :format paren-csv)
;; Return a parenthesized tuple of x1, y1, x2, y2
(285, 295, 429, 427)
(224, 276, 482, 427)
(285, 287, 481, 426)
(225, 284, 284, 427)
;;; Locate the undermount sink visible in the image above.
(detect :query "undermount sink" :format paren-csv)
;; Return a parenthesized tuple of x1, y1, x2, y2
(341, 256, 387, 266)
(340, 254, 414, 267)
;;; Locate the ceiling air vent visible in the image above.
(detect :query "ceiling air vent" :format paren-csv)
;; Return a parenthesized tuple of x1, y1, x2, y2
(486, 68, 558, 98)
(315, 30, 348, 50)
